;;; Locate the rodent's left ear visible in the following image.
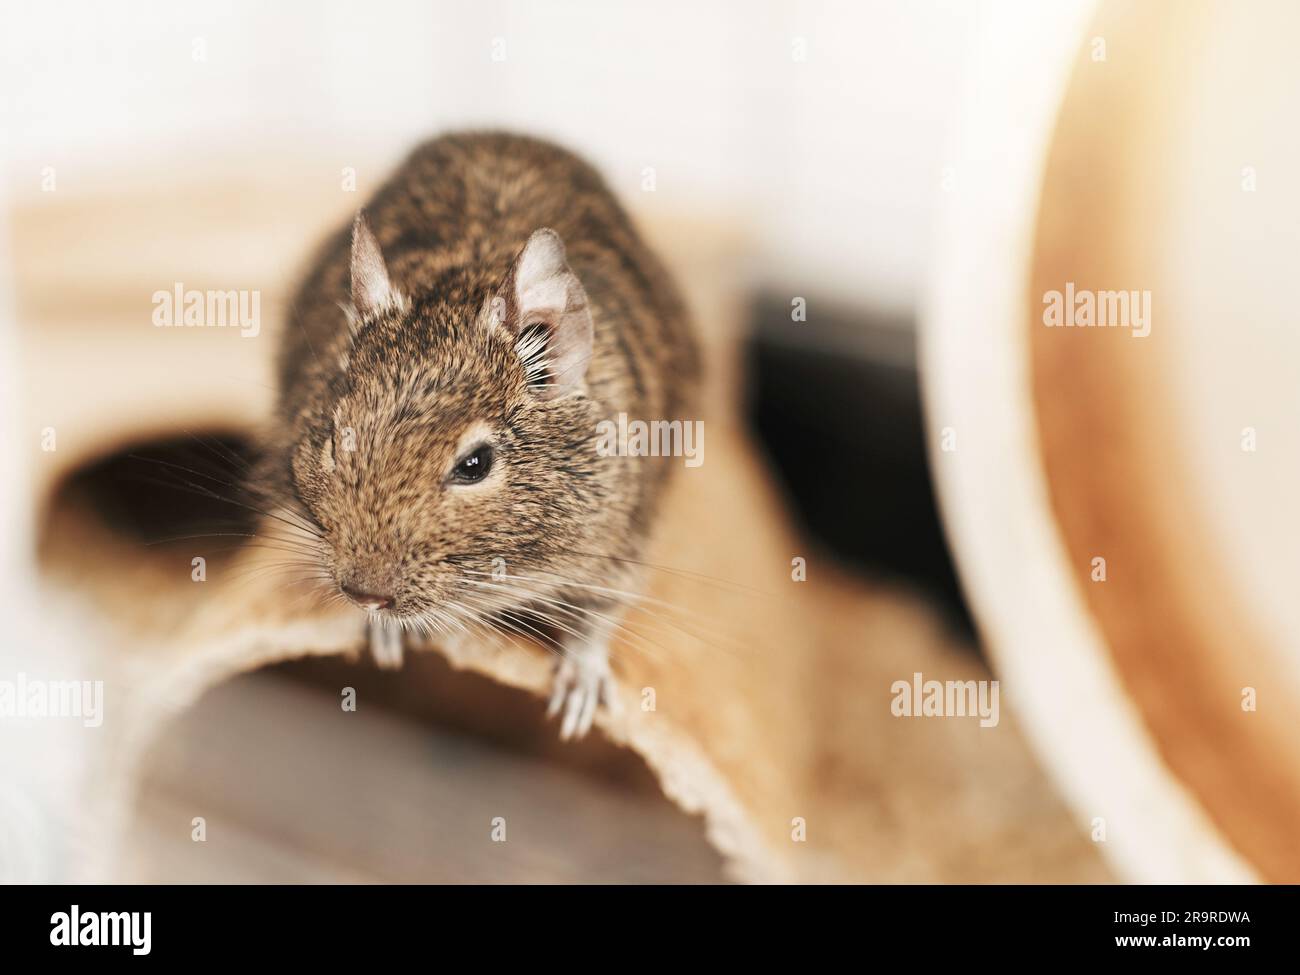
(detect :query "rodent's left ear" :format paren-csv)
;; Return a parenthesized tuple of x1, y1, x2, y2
(493, 228, 593, 400)
(350, 210, 405, 322)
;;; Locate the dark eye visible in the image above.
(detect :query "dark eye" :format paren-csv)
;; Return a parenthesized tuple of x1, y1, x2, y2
(450, 444, 494, 484)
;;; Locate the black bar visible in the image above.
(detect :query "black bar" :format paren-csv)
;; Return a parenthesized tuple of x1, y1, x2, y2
(1, 885, 1289, 962)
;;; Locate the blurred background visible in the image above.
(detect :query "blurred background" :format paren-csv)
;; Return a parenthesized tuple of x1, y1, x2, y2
(2, 0, 978, 618)
(3, 0, 1297, 883)
(4, 0, 985, 884)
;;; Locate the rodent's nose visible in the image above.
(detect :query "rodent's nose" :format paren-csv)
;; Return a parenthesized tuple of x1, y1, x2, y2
(340, 584, 395, 612)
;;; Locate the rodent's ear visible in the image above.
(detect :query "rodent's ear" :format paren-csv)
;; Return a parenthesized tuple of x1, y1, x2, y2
(496, 228, 593, 400)
(350, 210, 403, 321)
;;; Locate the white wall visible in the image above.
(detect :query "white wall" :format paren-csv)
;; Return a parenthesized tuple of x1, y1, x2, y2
(2, 0, 988, 317)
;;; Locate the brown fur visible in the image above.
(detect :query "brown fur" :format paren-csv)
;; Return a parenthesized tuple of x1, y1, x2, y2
(257, 132, 699, 638)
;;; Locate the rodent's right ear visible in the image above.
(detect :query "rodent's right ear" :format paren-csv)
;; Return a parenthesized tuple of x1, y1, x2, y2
(350, 211, 404, 322)
(489, 229, 594, 400)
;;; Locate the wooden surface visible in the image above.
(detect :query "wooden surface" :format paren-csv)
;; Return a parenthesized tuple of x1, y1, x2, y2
(16, 156, 1110, 882)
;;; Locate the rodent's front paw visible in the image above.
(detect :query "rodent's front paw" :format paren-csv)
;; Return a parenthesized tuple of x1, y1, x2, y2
(546, 647, 620, 741)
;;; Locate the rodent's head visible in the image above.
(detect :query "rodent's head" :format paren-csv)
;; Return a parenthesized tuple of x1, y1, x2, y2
(287, 212, 608, 625)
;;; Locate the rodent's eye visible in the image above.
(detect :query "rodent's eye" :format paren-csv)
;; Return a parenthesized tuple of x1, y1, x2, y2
(449, 444, 494, 484)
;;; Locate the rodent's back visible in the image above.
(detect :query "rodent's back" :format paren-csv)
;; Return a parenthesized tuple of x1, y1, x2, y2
(278, 132, 699, 437)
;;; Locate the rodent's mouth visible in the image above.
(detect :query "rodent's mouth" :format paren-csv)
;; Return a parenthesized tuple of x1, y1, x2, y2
(339, 582, 397, 613)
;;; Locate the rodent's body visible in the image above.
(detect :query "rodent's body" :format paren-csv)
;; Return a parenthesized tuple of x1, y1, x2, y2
(259, 133, 700, 737)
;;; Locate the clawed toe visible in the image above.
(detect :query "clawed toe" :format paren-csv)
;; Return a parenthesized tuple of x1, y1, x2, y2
(547, 653, 616, 740)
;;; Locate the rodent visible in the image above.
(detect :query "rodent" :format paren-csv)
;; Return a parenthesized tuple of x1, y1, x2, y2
(255, 132, 700, 739)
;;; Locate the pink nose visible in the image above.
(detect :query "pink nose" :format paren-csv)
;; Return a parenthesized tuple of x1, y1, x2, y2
(341, 585, 394, 611)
